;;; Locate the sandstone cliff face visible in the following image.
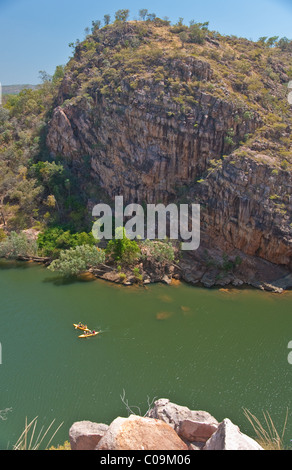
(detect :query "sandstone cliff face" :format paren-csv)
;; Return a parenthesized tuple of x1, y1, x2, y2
(47, 82, 260, 204)
(197, 155, 292, 268)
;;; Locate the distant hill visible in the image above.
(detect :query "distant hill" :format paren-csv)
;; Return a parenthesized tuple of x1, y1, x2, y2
(2, 84, 39, 95)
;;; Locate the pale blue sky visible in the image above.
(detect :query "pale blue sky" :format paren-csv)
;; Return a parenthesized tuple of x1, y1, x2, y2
(0, 0, 292, 85)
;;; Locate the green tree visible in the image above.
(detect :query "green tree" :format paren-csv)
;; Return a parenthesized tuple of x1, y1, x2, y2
(258, 36, 268, 45)
(37, 228, 95, 258)
(5, 88, 44, 117)
(10, 177, 42, 226)
(188, 23, 208, 44)
(0, 229, 6, 242)
(104, 14, 111, 26)
(91, 20, 101, 32)
(48, 245, 105, 277)
(52, 65, 65, 85)
(176, 17, 184, 26)
(146, 13, 156, 21)
(0, 231, 37, 259)
(142, 239, 175, 264)
(179, 31, 189, 44)
(139, 9, 148, 21)
(278, 37, 292, 52)
(0, 107, 9, 125)
(106, 227, 140, 265)
(266, 36, 279, 48)
(115, 9, 130, 23)
(39, 70, 52, 83)
(31, 161, 65, 212)
(0, 161, 15, 225)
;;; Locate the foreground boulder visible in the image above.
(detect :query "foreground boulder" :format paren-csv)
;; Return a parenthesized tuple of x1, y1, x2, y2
(69, 421, 109, 450)
(68, 400, 265, 451)
(203, 419, 263, 450)
(147, 398, 218, 443)
(96, 415, 188, 451)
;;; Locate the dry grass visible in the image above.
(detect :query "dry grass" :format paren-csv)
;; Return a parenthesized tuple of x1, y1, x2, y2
(13, 417, 64, 450)
(243, 408, 289, 450)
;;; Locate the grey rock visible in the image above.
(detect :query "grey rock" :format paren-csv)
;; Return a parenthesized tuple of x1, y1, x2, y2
(147, 399, 218, 443)
(69, 421, 109, 450)
(203, 418, 264, 450)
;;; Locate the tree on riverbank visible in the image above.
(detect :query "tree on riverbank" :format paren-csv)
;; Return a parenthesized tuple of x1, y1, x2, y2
(106, 227, 141, 265)
(48, 245, 105, 277)
(0, 231, 37, 259)
(37, 227, 96, 258)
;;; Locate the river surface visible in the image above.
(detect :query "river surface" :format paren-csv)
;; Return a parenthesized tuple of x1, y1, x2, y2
(0, 260, 291, 449)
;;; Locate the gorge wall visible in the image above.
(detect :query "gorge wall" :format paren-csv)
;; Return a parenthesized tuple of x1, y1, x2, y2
(47, 76, 260, 204)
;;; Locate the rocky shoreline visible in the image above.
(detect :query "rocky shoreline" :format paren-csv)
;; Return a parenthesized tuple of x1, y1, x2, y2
(69, 398, 264, 451)
(87, 235, 292, 293)
(8, 228, 291, 293)
(89, 258, 292, 294)
(14, 248, 292, 293)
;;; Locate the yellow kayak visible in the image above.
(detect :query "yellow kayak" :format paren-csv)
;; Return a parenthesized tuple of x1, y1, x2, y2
(73, 323, 90, 332)
(78, 331, 99, 339)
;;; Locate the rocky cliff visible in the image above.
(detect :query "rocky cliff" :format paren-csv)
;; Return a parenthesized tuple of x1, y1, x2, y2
(47, 79, 260, 204)
(46, 20, 292, 286)
(198, 154, 292, 268)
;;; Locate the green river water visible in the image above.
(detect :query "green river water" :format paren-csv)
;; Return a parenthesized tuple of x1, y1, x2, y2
(0, 259, 292, 449)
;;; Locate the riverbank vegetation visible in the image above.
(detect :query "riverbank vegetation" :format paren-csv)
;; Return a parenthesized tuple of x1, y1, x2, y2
(105, 227, 141, 265)
(0, 226, 177, 280)
(48, 244, 105, 277)
(37, 227, 96, 258)
(0, 231, 37, 259)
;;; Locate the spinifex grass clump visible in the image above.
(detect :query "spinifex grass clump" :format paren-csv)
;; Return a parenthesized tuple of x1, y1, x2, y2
(243, 408, 288, 450)
(13, 417, 63, 450)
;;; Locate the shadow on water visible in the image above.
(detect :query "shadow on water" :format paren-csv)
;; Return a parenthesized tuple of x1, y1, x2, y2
(0, 259, 32, 270)
(42, 273, 97, 286)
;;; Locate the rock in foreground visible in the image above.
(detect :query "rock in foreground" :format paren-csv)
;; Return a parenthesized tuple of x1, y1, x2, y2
(203, 418, 263, 450)
(147, 398, 218, 443)
(96, 415, 188, 451)
(68, 400, 264, 451)
(69, 421, 108, 450)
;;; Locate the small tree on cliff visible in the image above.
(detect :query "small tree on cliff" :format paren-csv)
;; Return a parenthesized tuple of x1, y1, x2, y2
(139, 9, 148, 21)
(91, 20, 101, 32)
(104, 14, 111, 26)
(115, 9, 130, 23)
